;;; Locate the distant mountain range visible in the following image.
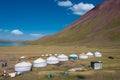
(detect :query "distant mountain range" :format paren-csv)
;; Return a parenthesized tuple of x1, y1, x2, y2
(27, 0, 120, 46)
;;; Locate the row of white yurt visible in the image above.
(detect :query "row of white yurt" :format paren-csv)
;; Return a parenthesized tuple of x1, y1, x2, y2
(57, 54, 68, 61)
(14, 52, 102, 71)
(33, 58, 47, 67)
(15, 61, 32, 72)
(42, 52, 101, 57)
(42, 54, 59, 57)
(79, 52, 102, 58)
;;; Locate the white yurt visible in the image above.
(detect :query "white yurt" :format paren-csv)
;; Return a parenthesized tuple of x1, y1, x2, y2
(54, 54, 58, 56)
(49, 54, 52, 56)
(46, 56, 59, 64)
(45, 54, 49, 57)
(57, 54, 68, 61)
(14, 61, 32, 72)
(33, 58, 47, 67)
(41, 54, 44, 57)
(86, 52, 93, 57)
(69, 54, 78, 60)
(20, 56, 26, 59)
(94, 52, 102, 57)
(79, 53, 89, 59)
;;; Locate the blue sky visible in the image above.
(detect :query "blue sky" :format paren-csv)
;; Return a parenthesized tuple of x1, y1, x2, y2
(0, 0, 104, 40)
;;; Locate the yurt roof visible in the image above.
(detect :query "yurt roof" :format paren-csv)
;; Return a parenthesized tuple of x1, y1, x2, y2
(20, 56, 26, 59)
(34, 58, 46, 63)
(69, 54, 78, 57)
(15, 61, 32, 67)
(86, 52, 93, 55)
(57, 54, 68, 58)
(94, 52, 102, 54)
(47, 56, 58, 61)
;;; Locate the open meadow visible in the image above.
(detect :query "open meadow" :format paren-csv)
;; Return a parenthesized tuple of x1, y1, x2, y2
(0, 45, 120, 80)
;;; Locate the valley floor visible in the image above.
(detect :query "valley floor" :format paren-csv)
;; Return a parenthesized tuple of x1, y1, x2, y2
(0, 45, 120, 80)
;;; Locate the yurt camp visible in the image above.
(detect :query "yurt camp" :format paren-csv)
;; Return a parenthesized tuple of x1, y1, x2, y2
(33, 58, 47, 67)
(46, 56, 59, 64)
(86, 52, 93, 58)
(94, 52, 102, 57)
(79, 53, 89, 59)
(14, 61, 32, 72)
(57, 54, 68, 61)
(69, 54, 78, 60)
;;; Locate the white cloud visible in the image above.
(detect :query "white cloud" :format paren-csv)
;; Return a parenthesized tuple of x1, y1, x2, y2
(11, 29, 23, 35)
(58, 0, 73, 7)
(30, 33, 44, 38)
(69, 2, 95, 15)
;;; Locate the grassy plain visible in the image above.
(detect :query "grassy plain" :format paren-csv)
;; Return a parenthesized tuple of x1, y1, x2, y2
(0, 45, 120, 80)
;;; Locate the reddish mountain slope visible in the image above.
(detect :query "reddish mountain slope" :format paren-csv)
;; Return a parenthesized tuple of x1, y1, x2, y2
(28, 0, 120, 46)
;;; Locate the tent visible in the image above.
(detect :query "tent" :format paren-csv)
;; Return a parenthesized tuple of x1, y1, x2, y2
(49, 54, 52, 56)
(14, 61, 32, 72)
(54, 54, 58, 56)
(41, 54, 44, 57)
(79, 53, 89, 59)
(47, 56, 59, 64)
(33, 58, 47, 67)
(94, 52, 102, 57)
(57, 54, 68, 61)
(91, 61, 102, 69)
(20, 56, 26, 59)
(86, 52, 93, 58)
(69, 54, 78, 60)
(45, 54, 49, 57)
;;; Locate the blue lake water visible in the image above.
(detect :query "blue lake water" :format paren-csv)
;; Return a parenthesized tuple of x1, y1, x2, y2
(0, 42, 28, 46)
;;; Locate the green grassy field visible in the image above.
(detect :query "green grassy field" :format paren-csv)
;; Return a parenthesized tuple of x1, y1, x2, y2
(0, 45, 120, 80)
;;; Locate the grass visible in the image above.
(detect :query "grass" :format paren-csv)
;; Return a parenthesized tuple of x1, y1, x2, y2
(0, 45, 120, 80)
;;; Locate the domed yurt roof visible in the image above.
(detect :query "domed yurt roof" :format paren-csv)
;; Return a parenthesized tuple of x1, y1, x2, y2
(47, 56, 58, 61)
(57, 54, 68, 61)
(15, 61, 32, 67)
(94, 52, 101, 54)
(20, 56, 26, 59)
(34, 58, 46, 63)
(94, 52, 102, 57)
(69, 54, 78, 57)
(47, 56, 59, 64)
(57, 54, 68, 58)
(86, 52, 93, 56)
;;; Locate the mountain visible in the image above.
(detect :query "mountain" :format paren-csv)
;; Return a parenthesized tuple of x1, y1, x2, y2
(28, 0, 120, 46)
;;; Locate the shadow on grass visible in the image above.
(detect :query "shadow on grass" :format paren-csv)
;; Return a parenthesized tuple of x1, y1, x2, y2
(76, 75, 85, 79)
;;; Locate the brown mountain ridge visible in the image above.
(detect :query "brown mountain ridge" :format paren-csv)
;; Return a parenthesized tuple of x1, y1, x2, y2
(28, 0, 120, 46)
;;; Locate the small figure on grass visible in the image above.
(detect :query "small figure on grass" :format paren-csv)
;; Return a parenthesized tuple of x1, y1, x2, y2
(48, 74, 54, 78)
